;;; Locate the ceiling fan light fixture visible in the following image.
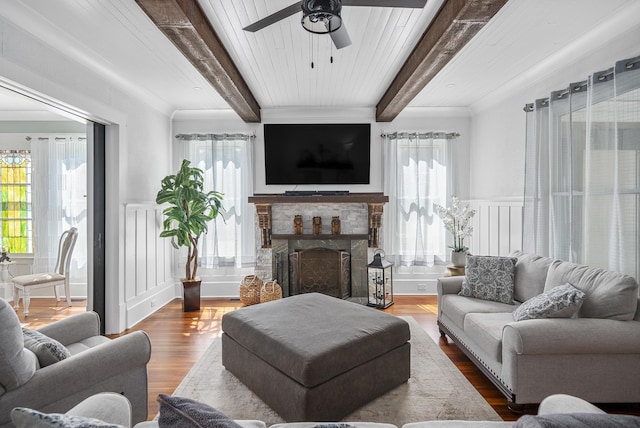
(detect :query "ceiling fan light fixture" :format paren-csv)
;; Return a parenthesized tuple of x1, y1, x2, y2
(301, 0, 342, 34)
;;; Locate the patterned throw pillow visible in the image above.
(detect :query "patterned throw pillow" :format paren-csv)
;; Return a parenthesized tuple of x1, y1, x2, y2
(22, 328, 71, 367)
(11, 407, 125, 428)
(157, 394, 243, 428)
(513, 283, 586, 321)
(460, 255, 518, 304)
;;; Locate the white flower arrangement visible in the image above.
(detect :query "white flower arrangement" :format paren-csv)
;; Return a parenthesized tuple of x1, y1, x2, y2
(434, 196, 476, 253)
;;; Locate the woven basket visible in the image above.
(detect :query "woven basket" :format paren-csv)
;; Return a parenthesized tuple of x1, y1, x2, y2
(239, 275, 263, 306)
(260, 280, 282, 303)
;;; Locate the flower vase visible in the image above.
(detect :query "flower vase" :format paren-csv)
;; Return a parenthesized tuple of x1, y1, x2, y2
(451, 251, 467, 268)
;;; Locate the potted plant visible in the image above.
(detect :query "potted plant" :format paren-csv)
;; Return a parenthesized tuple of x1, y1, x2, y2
(156, 159, 223, 311)
(434, 196, 476, 268)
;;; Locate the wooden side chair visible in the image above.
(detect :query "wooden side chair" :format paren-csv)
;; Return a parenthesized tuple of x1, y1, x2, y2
(12, 227, 78, 316)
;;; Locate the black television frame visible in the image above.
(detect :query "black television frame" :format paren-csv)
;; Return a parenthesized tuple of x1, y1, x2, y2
(264, 123, 371, 185)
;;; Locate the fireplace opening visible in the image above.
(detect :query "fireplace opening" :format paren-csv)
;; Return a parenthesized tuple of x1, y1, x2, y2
(289, 248, 351, 299)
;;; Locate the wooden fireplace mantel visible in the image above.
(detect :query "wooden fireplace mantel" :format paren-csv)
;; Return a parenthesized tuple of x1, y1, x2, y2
(248, 193, 389, 248)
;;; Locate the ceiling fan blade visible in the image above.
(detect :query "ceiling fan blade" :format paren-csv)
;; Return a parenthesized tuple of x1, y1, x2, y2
(243, 2, 301, 32)
(342, 0, 427, 7)
(330, 24, 352, 49)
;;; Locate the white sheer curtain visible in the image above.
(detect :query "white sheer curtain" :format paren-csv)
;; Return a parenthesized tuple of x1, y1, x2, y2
(524, 55, 640, 279)
(383, 132, 454, 266)
(181, 133, 255, 268)
(31, 135, 87, 284)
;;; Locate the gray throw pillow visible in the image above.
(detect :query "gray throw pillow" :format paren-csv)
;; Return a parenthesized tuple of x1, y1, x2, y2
(514, 413, 640, 427)
(460, 255, 517, 304)
(11, 407, 125, 428)
(22, 328, 71, 367)
(157, 394, 243, 428)
(513, 283, 586, 321)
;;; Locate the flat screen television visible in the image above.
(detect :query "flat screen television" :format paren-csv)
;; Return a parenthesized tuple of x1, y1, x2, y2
(264, 123, 371, 185)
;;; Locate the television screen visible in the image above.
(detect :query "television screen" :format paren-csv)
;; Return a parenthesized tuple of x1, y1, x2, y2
(264, 123, 371, 185)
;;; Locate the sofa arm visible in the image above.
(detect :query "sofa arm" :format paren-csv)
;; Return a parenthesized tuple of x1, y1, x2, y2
(503, 318, 640, 355)
(66, 392, 133, 427)
(437, 277, 464, 295)
(37, 311, 101, 345)
(537, 394, 605, 415)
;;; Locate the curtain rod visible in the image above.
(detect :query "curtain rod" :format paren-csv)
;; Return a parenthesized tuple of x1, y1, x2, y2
(175, 133, 255, 140)
(523, 54, 639, 112)
(380, 131, 460, 139)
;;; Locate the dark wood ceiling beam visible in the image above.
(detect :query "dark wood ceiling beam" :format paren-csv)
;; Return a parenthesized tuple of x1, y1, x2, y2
(376, 0, 508, 122)
(135, 0, 261, 123)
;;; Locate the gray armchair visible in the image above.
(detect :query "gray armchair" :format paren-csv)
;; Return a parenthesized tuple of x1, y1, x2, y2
(0, 298, 151, 428)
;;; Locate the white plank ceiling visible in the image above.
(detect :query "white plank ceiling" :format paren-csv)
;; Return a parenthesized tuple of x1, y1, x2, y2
(0, 0, 638, 120)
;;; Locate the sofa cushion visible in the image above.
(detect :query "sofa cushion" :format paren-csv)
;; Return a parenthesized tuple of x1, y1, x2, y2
(0, 298, 37, 392)
(157, 394, 242, 428)
(460, 255, 518, 304)
(514, 413, 640, 427)
(11, 407, 125, 428)
(512, 283, 585, 321)
(510, 251, 554, 303)
(22, 328, 71, 367)
(464, 313, 514, 363)
(440, 294, 517, 330)
(544, 260, 639, 320)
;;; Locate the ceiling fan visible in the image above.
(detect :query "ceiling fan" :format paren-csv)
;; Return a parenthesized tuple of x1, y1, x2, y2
(243, 0, 428, 49)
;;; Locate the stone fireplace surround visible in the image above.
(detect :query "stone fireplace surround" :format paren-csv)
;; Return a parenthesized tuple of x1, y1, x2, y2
(249, 193, 388, 300)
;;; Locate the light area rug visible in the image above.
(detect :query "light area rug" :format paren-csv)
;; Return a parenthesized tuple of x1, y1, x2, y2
(172, 316, 502, 426)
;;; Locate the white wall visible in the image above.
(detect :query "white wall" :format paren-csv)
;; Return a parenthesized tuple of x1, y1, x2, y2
(0, 14, 174, 333)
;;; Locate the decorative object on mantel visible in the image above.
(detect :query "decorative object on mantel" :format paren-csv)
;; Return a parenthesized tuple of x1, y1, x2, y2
(260, 279, 282, 303)
(434, 196, 476, 268)
(240, 275, 263, 306)
(312, 216, 322, 235)
(367, 249, 394, 309)
(0, 246, 10, 262)
(293, 215, 303, 235)
(331, 216, 341, 234)
(247, 193, 389, 249)
(156, 159, 224, 312)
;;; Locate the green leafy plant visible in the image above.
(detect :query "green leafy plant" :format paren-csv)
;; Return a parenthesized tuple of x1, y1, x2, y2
(434, 196, 476, 253)
(156, 159, 223, 281)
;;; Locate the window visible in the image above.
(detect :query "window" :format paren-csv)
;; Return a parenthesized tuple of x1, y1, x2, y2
(383, 132, 455, 267)
(181, 133, 255, 269)
(0, 150, 32, 253)
(523, 54, 640, 279)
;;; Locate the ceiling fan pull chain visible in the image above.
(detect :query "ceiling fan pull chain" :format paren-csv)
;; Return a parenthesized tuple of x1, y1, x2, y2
(330, 36, 333, 64)
(310, 33, 315, 69)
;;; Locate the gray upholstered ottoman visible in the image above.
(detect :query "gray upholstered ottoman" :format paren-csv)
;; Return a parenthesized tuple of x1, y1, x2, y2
(221, 293, 411, 422)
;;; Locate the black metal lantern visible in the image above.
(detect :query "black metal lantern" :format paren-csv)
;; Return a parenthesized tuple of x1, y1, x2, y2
(367, 249, 393, 308)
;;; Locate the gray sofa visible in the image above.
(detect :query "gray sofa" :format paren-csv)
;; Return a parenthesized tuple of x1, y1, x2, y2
(437, 251, 640, 409)
(14, 392, 638, 427)
(0, 298, 152, 428)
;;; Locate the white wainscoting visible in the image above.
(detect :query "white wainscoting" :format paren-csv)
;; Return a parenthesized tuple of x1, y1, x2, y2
(468, 199, 524, 257)
(123, 203, 176, 328)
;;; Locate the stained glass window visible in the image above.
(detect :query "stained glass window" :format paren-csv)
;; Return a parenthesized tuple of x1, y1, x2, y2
(0, 150, 32, 254)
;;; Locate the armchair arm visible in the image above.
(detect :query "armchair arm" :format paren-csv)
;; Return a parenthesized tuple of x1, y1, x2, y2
(0, 331, 151, 413)
(503, 318, 640, 355)
(37, 312, 101, 345)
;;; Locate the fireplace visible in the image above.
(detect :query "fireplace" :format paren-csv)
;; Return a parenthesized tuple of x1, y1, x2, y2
(248, 193, 389, 301)
(289, 248, 351, 298)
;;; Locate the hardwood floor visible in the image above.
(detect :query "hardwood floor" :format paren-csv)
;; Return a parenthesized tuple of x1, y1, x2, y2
(16, 296, 640, 422)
